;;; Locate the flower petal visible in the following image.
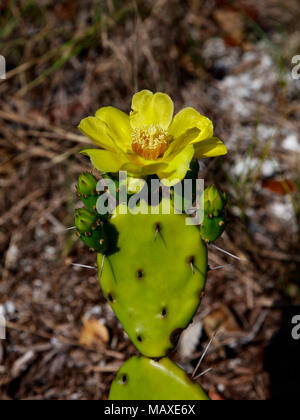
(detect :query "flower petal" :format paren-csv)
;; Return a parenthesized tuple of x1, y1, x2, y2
(194, 137, 227, 159)
(78, 117, 116, 152)
(165, 127, 200, 158)
(169, 107, 214, 144)
(95, 107, 132, 152)
(81, 149, 128, 173)
(157, 145, 195, 186)
(120, 160, 169, 177)
(130, 90, 174, 129)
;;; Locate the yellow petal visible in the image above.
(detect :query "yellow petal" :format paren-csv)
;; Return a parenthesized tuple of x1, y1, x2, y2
(121, 160, 169, 177)
(130, 90, 174, 129)
(81, 149, 128, 173)
(194, 137, 227, 159)
(165, 127, 200, 158)
(158, 145, 195, 187)
(142, 161, 169, 176)
(95, 107, 132, 152)
(78, 117, 116, 152)
(169, 107, 214, 144)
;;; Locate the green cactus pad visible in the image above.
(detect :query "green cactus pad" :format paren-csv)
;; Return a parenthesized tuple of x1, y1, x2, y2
(75, 208, 108, 254)
(200, 185, 226, 243)
(109, 356, 209, 400)
(98, 199, 207, 357)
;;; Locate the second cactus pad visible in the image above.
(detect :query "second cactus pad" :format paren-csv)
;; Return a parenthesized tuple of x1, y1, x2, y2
(109, 356, 209, 400)
(98, 199, 207, 357)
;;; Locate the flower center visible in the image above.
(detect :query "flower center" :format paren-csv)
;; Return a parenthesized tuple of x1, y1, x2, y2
(131, 125, 170, 160)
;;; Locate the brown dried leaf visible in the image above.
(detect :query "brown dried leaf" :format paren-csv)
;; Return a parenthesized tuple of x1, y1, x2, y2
(214, 9, 244, 44)
(208, 391, 226, 401)
(54, 0, 78, 21)
(79, 318, 110, 350)
(261, 178, 296, 195)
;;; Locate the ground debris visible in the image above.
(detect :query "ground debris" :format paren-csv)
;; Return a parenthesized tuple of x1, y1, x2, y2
(0, 0, 299, 400)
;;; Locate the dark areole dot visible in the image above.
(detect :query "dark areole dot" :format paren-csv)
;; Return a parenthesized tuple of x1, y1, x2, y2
(188, 256, 195, 264)
(161, 307, 167, 317)
(137, 335, 143, 342)
(155, 222, 161, 232)
(121, 374, 127, 384)
(137, 269, 144, 279)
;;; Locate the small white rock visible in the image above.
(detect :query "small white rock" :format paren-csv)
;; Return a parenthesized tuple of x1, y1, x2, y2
(270, 200, 295, 222)
(5, 301, 16, 314)
(218, 384, 225, 393)
(232, 157, 258, 177)
(84, 306, 102, 319)
(261, 160, 280, 177)
(282, 133, 300, 152)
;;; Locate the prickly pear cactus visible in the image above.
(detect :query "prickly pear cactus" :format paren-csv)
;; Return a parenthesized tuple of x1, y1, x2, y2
(200, 185, 227, 243)
(109, 356, 209, 400)
(98, 199, 207, 358)
(74, 89, 229, 400)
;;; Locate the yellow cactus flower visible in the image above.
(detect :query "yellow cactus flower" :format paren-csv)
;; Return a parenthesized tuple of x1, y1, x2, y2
(79, 90, 227, 186)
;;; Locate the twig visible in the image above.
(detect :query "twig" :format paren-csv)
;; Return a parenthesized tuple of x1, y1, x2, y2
(0, 110, 89, 144)
(0, 189, 44, 226)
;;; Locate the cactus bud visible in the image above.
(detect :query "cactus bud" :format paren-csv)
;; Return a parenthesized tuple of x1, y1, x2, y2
(75, 208, 108, 254)
(75, 208, 98, 234)
(204, 185, 227, 216)
(77, 172, 99, 212)
(200, 185, 227, 243)
(78, 172, 97, 195)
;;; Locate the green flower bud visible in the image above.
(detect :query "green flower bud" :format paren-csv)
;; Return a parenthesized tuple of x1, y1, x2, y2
(77, 172, 97, 196)
(75, 208, 98, 235)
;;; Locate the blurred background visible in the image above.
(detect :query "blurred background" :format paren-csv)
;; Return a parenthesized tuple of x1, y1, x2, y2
(0, 0, 300, 400)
